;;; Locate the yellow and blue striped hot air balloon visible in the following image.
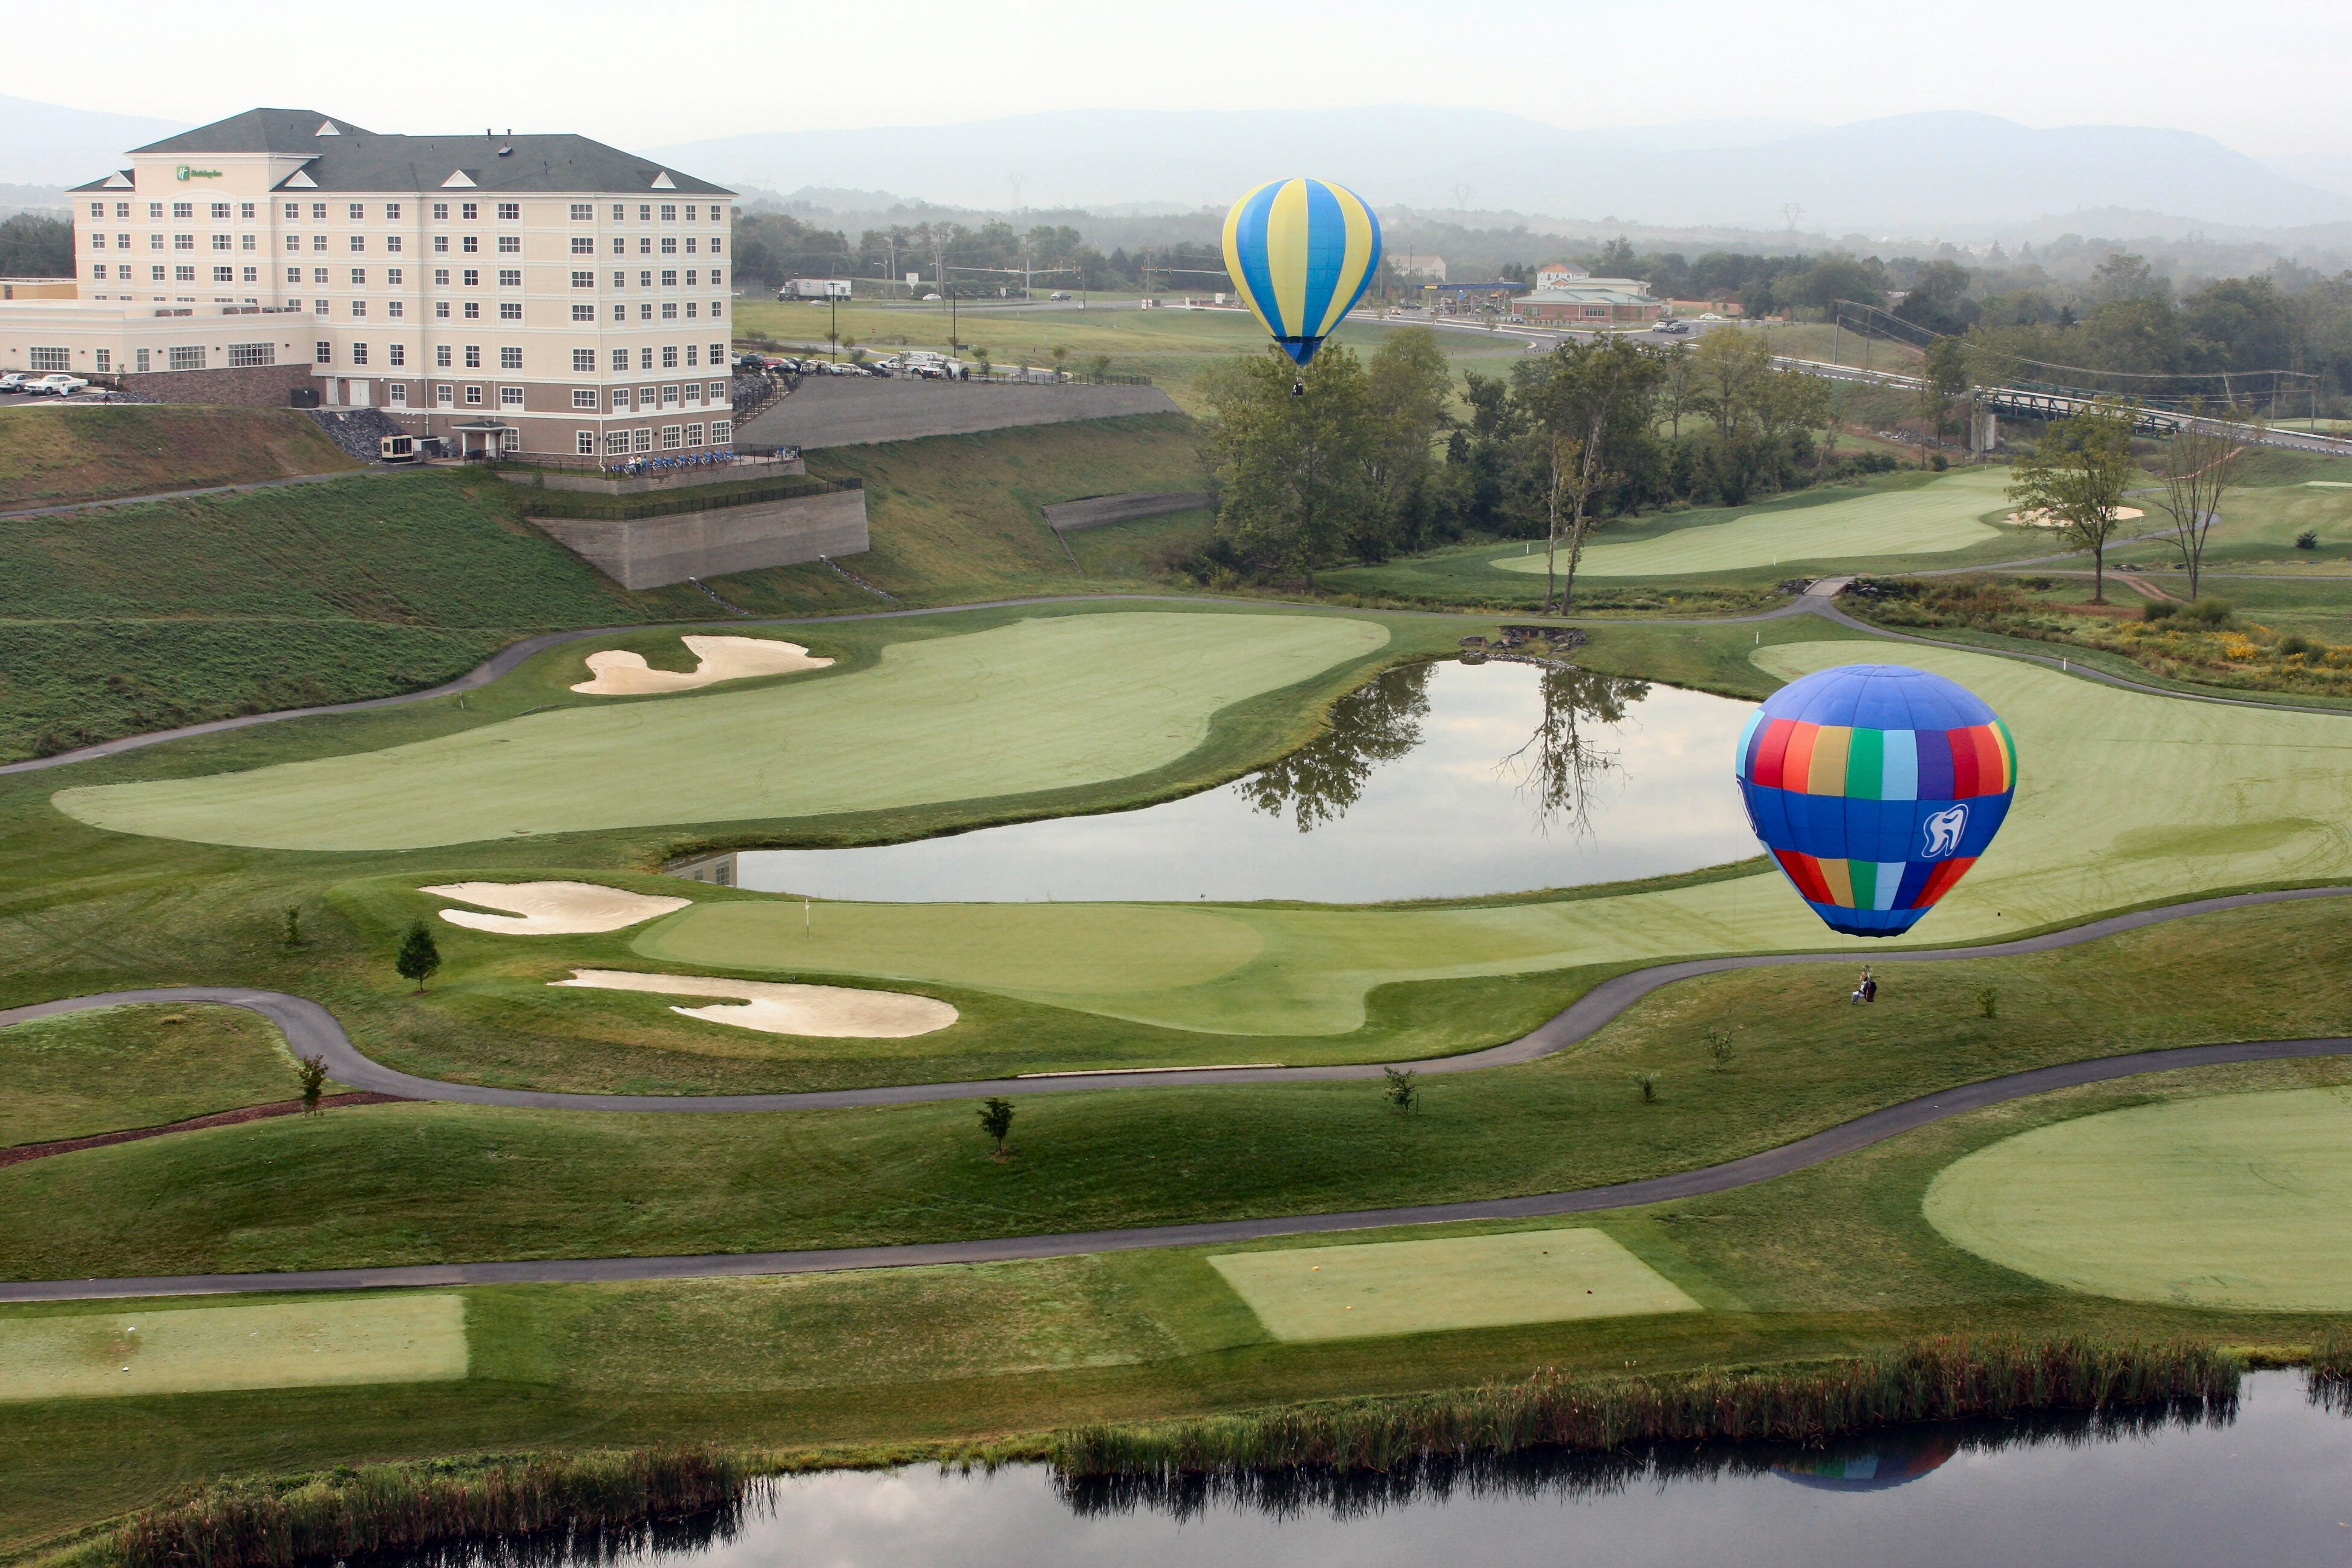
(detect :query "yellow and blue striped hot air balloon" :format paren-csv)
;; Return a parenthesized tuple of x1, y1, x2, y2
(1221, 178, 1383, 368)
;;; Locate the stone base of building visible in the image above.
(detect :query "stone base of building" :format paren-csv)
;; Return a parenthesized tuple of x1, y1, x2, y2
(531, 488, 869, 590)
(114, 363, 319, 407)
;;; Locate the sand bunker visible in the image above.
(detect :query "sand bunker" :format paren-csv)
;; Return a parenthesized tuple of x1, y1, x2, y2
(552, 969, 958, 1037)
(2008, 506, 2145, 528)
(572, 636, 831, 695)
(425, 881, 691, 935)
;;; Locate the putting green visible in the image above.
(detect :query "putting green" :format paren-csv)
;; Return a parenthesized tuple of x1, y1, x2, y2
(1209, 1230, 1700, 1341)
(636, 639, 2352, 1035)
(0, 1295, 467, 1401)
(54, 612, 1389, 851)
(1494, 468, 2010, 577)
(1924, 1089, 2352, 1310)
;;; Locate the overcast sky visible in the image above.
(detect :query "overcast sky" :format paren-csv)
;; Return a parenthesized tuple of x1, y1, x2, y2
(17, 0, 2346, 158)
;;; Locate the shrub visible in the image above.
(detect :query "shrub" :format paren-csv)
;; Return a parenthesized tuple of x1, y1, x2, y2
(2183, 597, 2233, 627)
(1382, 1066, 1420, 1114)
(1975, 986, 2000, 1019)
(2279, 632, 2319, 659)
(978, 1096, 1016, 1158)
(2296, 529, 2320, 551)
(2141, 600, 2178, 622)
(1632, 1071, 1659, 1103)
(1705, 1027, 1736, 1071)
(394, 921, 440, 992)
(296, 1053, 328, 1112)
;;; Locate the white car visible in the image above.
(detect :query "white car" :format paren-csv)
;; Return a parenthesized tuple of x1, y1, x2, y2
(0, 373, 26, 392)
(1698, 312, 1723, 322)
(25, 374, 89, 396)
(921, 292, 942, 301)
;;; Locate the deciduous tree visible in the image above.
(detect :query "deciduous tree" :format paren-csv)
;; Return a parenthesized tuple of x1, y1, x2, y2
(2154, 400, 2255, 601)
(2008, 398, 2141, 603)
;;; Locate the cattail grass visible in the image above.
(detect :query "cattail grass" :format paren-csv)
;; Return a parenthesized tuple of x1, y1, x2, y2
(1053, 1334, 2239, 1480)
(2307, 1325, 2352, 1412)
(113, 1448, 748, 1568)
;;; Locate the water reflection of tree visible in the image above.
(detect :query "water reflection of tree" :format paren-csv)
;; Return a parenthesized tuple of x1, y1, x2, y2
(1498, 667, 1651, 833)
(1235, 661, 1433, 832)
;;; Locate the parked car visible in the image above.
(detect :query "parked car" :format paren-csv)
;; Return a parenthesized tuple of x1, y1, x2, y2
(1049, 290, 1073, 301)
(1698, 312, 1723, 321)
(1654, 318, 1690, 335)
(25, 374, 89, 396)
(921, 292, 942, 301)
(0, 373, 26, 393)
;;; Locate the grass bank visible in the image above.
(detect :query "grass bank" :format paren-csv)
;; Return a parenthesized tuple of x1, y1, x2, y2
(0, 406, 356, 509)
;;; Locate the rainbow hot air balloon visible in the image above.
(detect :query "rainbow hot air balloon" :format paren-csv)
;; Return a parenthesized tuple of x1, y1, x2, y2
(1734, 664, 2017, 938)
(1222, 178, 1383, 369)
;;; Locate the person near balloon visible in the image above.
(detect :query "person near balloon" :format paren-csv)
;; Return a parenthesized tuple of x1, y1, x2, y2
(1851, 967, 1877, 1004)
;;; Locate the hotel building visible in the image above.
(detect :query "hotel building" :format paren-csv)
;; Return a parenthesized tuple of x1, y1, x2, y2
(0, 108, 740, 458)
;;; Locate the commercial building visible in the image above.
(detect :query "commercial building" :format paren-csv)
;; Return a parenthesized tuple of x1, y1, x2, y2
(1514, 278, 1664, 325)
(1419, 280, 1527, 315)
(0, 108, 739, 458)
(1532, 262, 1589, 288)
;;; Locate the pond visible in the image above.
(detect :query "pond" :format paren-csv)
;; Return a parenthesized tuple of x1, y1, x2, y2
(687, 659, 1759, 903)
(385, 1372, 2352, 1568)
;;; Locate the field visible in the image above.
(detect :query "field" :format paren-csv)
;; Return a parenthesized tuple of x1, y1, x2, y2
(1924, 1089, 2352, 1310)
(0, 1295, 466, 1401)
(1494, 464, 2012, 577)
(0, 405, 357, 509)
(56, 612, 1394, 850)
(2, 1003, 299, 1146)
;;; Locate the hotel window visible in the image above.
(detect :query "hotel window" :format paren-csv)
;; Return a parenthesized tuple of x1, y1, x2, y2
(313, 267, 328, 283)
(242, 267, 258, 283)
(90, 201, 105, 217)
(312, 203, 327, 220)
(241, 202, 256, 218)
(612, 204, 626, 221)
(388, 300, 403, 318)
(92, 232, 107, 249)
(388, 344, 405, 366)
(151, 266, 166, 281)
(639, 270, 652, 289)
(709, 346, 727, 370)
(570, 237, 593, 255)
(174, 265, 195, 281)
(610, 349, 629, 372)
(660, 270, 677, 288)
(387, 268, 403, 285)
(497, 235, 520, 253)
(116, 232, 129, 248)
(499, 302, 522, 321)
(174, 234, 194, 250)
(351, 342, 368, 365)
(436, 384, 454, 405)
(464, 345, 481, 368)
(685, 345, 699, 367)
(661, 302, 677, 320)
(500, 347, 523, 370)
(686, 206, 698, 221)
(117, 265, 132, 279)
(149, 203, 164, 218)
(115, 201, 129, 218)
(660, 204, 677, 222)
(348, 203, 364, 220)
(638, 204, 651, 221)
(313, 298, 328, 314)
(499, 386, 523, 406)
(661, 237, 678, 255)
(639, 385, 656, 405)
(212, 266, 233, 282)
(633, 427, 652, 453)
(95, 348, 110, 371)
(285, 235, 299, 252)
(638, 237, 651, 255)
(711, 239, 723, 256)
(312, 235, 327, 251)
(167, 346, 205, 370)
(315, 341, 332, 364)
(285, 267, 301, 283)
(684, 381, 702, 404)
(570, 304, 593, 322)
(462, 235, 479, 253)
(639, 347, 653, 370)
(433, 235, 449, 253)
(685, 238, 697, 254)
(434, 268, 450, 286)
(660, 424, 682, 448)
(350, 268, 366, 285)
(610, 304, 625, 322)
(463, 269, 480, 286)
(284, 202, 300, 218)
(436, 345, 452, 367)
(136, 348, 150, 371)
(497, 202, 519, 221)
(610, 238, 626, 255)
(572, 350, 595, 372)
(210, 202, 229, 218)
(576, 430, 596, 455)
(711, 419, 732, 444)
(708, 380, 726, 400)
(172, 201, 192, 218)
(435, 301, 451, 319)
(460, 202, 477, 220)
(386, 236, 402, 253)
(389, 381, 407, 402)
(661, 346, 679, 369)
(572, 387, 597, 407)
(464, 301, 480, 318)
(212, 234, 231, 250)
(351, 300, 368, 317)
(91, 263, 105, 279)
(497, 269, 520, 287)
(149, 234, 164, 250)
(612, 269, 626, 288)
(465, 385, 482, 405)
(685, 423, 704, 446)
(241, 235, 256, 252)
(684, 269, 697, 286)
(387, 203, 402, 220)
(661, 382, 679, 404)
(433, 202, 448, 220)
(685, 303, 697, 319)
(606, 430, 629, 456)
(611, 387, 632, 410)
(570, 203, 592, 221)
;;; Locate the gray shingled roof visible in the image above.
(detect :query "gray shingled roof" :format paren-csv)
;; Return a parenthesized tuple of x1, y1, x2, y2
(126, 108, 730, 197)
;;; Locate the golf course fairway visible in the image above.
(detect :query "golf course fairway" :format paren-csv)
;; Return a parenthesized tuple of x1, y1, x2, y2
(1923, 1088, 2352, 1310)
(633, 640, 2352, 1034)
(51, 612, 1390, 851)
(1495, 466, 2011, 577)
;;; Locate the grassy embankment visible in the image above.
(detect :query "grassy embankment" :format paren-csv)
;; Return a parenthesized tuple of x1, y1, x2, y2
(2, 1004, 302, 1147)
(0, 407, 356, 510)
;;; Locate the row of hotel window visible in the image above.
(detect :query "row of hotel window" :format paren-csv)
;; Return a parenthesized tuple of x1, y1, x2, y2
(315, 342, 730, 372)
(587, 424, 733, 456)
(89, 235, 720, 258)
(90, 200, 728, 224)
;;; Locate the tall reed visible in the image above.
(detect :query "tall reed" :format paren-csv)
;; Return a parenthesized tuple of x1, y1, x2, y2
(113, 1448, 747, 1568)
(1053, 1334, 2239, 1478)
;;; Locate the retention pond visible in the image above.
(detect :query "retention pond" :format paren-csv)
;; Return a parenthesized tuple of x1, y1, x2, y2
(695, 659, 1759, 903)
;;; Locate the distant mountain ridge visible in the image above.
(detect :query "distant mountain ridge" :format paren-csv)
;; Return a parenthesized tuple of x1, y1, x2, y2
(650, 106, 2352, 238)
(0, 95, 189, 186)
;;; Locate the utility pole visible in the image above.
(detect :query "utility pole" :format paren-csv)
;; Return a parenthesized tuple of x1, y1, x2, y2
(828, 292, 838, 363)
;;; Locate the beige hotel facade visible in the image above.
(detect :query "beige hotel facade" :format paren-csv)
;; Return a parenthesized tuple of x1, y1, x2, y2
(0, 108, 742, 458)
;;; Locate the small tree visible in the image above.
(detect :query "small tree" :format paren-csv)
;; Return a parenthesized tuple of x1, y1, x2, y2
(2008, 398, 2140, 603)
(1050, 344, 1070, 380)
(1704, 1027, 1736, 1071)
(1919, 338, 1971, 460)
(1382, 1065, 1420, 1114)
(394, 920, 441, 992)
(1975, 986, 2001, 1019)
(1088, 353, 1112, 384)
(975, 347, 993, 380)
(281, 904, 304, 947)
(296, 1053, 329, 1113)
(978, 1096, 1016, 1159)
(2155, 402, 2255, 601)
(1632, 1071, 1660, 1103)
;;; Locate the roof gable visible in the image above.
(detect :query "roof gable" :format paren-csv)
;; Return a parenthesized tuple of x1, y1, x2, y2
(133, 108, 367, 155)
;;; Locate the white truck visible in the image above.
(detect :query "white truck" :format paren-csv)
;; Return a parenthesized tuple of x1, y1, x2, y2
(778, 278, 854, 300)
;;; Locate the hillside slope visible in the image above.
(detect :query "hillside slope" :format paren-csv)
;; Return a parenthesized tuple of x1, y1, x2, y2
(0, 406, 359, 509)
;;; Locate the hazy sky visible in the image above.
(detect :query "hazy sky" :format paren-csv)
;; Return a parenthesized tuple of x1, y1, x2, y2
(17, 0, 2345, 158)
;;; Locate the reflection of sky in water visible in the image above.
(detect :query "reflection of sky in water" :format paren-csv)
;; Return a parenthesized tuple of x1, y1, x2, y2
(727, 661, 1759, 903)
(506, 1374, 2352, 1568)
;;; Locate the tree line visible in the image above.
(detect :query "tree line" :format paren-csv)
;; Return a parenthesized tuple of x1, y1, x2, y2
(1189, 328, 1870, 601)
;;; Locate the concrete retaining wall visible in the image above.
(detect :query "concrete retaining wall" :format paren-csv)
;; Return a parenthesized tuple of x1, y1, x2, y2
(532, 488, 869, 590)
(114, 362, 317, 408)
(1042, 491, 1217, 532)
(497, 456, 805, 495)
(734, 377, 1179, 450)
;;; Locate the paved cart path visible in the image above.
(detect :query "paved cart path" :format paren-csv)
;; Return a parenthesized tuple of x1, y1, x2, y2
(4, 883, 2345, 1302)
